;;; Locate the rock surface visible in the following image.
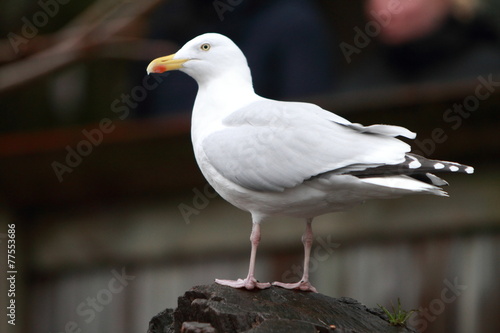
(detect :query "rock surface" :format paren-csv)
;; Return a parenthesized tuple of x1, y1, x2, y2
(148, 284, 417, 333)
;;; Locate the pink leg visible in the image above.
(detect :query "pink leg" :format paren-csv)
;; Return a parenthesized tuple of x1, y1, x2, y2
(273, 218, 318, 292)
(215, 222, 271, 290)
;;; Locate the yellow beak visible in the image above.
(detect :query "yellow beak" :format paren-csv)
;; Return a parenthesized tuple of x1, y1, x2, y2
(146, 54, 188, 74)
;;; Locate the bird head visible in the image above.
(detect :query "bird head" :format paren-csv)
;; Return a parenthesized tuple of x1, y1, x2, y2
(146, 33, 251, 85)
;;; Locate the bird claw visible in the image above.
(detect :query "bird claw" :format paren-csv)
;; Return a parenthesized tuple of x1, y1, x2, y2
(215, 277, 271, 290)
(272, 280, 318, 292)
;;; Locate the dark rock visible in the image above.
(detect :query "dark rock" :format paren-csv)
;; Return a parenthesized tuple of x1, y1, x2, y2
(148, 284, 418, 333)
(148, 308, 174, 333)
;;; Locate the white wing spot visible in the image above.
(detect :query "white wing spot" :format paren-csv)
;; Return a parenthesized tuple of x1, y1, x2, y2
(434, 163, 445, 169)
(408, 155, 421, 169)
(449, 165, 459, 172)
(409, 160, 421, 169)
(465, 166, 474, 174)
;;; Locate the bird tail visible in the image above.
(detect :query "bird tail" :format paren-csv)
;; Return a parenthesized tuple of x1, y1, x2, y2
(348, 153, 474, 196)
(358, 175, 449, 197)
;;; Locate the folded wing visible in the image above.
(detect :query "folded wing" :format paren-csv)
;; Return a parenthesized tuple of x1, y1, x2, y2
(202, 100, 416, 192)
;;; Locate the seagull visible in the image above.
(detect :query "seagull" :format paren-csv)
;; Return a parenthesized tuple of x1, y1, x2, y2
(147, 33, 474, 292)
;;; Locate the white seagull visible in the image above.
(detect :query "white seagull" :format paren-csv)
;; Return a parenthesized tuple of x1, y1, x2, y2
(147, 33, 474, 292)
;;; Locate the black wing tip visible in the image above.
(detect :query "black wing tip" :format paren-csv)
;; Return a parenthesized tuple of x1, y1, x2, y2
(406, 153, 474, 175)
(343, 153, 474, 181)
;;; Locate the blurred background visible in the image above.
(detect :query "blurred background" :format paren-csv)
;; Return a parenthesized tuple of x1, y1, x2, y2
(0, 0, 499, 332)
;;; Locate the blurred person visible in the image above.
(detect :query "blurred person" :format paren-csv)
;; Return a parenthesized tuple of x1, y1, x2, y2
(369, 0, 454, 45)
(340, 0, 500, 91)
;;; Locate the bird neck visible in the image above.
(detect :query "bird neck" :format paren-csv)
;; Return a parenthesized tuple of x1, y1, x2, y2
(196, 72, 258, 112)
(191, 75, 260, 145)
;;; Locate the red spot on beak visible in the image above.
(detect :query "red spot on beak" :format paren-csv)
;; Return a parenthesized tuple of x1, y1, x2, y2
(152, 65, 167, 73)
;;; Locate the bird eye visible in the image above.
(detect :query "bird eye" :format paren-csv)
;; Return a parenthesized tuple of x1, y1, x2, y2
(200, 43, 211, 51)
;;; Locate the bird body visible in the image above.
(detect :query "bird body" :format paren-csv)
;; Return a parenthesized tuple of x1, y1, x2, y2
(193, 98, 438, 219)
(147, 33, 473, 291)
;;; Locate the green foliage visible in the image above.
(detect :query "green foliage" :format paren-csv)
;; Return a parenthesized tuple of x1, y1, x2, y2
(378, 298, 418, 326)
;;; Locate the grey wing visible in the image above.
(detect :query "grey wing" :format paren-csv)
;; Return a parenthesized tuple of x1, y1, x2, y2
(202, 100, 414, 192)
